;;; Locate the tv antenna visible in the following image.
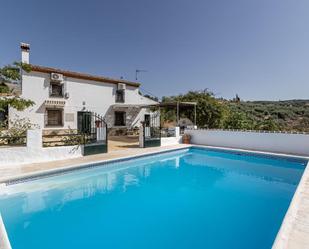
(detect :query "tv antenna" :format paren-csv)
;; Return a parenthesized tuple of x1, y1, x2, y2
(135, 69, 147, 81)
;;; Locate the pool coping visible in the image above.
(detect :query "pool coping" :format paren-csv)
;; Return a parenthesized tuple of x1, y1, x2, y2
(1, 144, 307, 186)
(0, 144, 308, 249)
(0, 146, 192, 185)
(272, 160, 309, 249)
(0, 213, 11, 249)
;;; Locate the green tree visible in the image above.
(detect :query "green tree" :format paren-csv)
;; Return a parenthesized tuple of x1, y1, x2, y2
(0, 62, 34, 112)
(255, 118, 279, 131)
(0, 62, 35, 129)
(162, 90, 227, 128)
(223, 111, 253, 130)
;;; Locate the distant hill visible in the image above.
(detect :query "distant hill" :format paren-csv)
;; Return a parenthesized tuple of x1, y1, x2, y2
(227, 99, 309, 132)
(162, 90, 309, 132)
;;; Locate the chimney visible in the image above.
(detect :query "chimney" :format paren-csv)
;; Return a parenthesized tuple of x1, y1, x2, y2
(20, 42, 30, 64)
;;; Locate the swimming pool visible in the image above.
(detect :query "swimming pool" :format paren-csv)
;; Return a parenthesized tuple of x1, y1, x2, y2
(0, 147, 306, 249)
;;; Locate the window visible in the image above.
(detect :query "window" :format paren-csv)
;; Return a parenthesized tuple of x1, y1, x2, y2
(115, 89, 125, 103)
(50, 83, 63, 97)
(46, 109, 63, 126)
(114, 111, 126, 126)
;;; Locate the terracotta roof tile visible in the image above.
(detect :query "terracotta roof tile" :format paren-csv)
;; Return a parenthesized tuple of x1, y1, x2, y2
(30, 64, 140, 87)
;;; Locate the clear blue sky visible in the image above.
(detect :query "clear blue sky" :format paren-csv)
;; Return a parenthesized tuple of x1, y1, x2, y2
(1, 0, 308, 100)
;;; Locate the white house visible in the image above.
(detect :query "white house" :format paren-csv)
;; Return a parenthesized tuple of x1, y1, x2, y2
(9, 43, 157, 134)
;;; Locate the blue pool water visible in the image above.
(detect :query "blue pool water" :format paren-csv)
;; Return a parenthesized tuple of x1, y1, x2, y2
(0, 148, 306, 249)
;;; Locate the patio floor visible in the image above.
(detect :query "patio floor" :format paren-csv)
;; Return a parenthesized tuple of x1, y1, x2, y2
(0, 144, 189, 183)
(108, 135, 139, 150)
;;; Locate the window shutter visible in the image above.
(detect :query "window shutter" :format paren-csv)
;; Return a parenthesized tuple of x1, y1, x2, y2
(49, 85, 52, 96)
(62, 83, 67, 96)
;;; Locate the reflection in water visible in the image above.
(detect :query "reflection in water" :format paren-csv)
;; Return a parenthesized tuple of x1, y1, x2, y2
(123, 173, 139, 192)
(2, 160, 160, 216)
(184, 150, 304, 185)
(22, 192, 46, 213)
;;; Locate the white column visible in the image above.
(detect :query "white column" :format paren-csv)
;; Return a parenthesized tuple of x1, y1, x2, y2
(27, 129, 42, 149)
(139, 126, 144, 148)
(175, 126, 180, 137)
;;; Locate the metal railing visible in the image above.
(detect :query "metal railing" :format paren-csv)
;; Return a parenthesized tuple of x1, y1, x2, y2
(143, 111, 161, 148)
(81, 112, 108, 155)
(161, 128, 176, 137)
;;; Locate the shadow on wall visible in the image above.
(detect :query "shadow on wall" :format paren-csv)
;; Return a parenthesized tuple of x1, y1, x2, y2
(104, 106, 141, 129)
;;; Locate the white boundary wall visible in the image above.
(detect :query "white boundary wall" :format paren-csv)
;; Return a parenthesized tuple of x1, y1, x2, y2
(139, 127, 182, 148)
(161, 127, 182, 146)
(161, 136, 182, 146)
(0, 130, 82, 167)
(0, 146, 82, 167)
(185, 129, 309, 156)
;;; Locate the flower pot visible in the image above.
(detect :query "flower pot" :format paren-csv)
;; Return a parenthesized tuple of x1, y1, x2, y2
(182, 134, 191, 144)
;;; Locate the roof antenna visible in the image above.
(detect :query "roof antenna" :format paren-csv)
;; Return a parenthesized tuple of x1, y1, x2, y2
(135, 69, 147, 81)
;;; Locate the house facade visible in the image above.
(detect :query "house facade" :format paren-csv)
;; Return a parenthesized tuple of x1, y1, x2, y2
(9, 43, 157, 133)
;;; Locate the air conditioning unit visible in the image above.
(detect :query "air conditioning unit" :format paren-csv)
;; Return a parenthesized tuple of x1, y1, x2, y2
(51, 73, 64, 82)
(118, 83, 126, 90)
(64, 92, 70, 99)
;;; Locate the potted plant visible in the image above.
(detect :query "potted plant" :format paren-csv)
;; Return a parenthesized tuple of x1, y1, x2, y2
(182, 133, 191, 144)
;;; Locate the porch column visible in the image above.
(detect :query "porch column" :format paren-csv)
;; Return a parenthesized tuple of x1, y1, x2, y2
(27, 129, 42, 149)
(139, 125, 144, 148)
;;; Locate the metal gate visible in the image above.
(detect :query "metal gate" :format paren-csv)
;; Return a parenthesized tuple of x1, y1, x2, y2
(78, 111, 108, 155)
(143, 112, 161, 148)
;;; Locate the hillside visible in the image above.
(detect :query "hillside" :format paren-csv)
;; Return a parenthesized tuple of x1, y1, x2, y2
(161, 91, 309, 132)
(227, 99, 309, 132)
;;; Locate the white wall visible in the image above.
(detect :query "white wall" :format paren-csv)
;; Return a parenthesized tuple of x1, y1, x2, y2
(185, 129, 309, 156)
(0, 146, 82, 167)
(9, 71, 157, 130)
(161, 136, 182, 146)
(0, 129, 81, 167)
(161, 127, 182, 147)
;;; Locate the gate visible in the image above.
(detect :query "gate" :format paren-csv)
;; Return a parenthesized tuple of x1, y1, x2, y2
(143, 112, 161, 147)
(78, 111, 108, 155)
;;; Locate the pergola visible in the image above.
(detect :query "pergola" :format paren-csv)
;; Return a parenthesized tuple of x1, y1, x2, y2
(141, 101, 197, 126)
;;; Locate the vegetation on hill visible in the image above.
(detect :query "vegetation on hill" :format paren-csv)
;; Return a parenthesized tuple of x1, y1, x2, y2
(161, 90, 309, 132)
